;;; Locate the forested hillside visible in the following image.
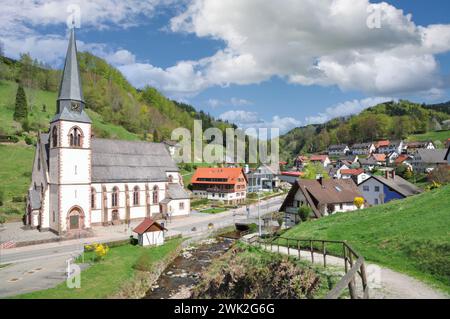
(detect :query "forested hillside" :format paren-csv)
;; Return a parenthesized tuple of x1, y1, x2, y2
(0, 53, 233, 142)
(280, 100, 450, 160)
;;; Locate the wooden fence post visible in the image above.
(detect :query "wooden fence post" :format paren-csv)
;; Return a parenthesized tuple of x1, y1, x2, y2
(322, 241, 326, 267)
(310, 240, 314, 263)
(347, 247, 357, 299)
(297, 240, 301, 259)
(287, 238, 290, 256)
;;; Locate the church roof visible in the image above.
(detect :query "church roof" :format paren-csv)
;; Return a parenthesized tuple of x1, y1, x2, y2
(91, 138, 179, 183)
(58, 29, 83, 103)
(51, 106, 92, 123)
(167, 183, 190, 200)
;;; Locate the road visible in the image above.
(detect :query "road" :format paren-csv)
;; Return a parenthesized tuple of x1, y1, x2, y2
(0, 195, 285, 297)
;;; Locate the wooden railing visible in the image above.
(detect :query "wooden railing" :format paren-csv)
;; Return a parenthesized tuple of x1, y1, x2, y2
(258, 236, 369, 299)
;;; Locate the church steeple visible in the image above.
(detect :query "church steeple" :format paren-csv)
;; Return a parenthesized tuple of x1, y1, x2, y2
(53, 28, 91, 123)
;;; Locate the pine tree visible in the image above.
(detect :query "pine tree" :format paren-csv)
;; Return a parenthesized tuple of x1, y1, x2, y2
(13, 84, 28, 122)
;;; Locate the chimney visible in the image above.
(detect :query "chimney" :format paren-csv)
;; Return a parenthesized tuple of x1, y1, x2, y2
(385, 170, 389, 179)
(317, 174, 324, 187)
(391, 170, 396, 179)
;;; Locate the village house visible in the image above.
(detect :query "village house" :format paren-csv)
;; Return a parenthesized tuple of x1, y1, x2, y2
(294, 155, 309, 170)
(394, 154, 414, 171)
(375, 140, 390, 153)
(309, 155, 331, 168)
(406, 141, 436, 154)
(191, 167, 247, 204)
(327, 144, 350, 156)
(358, 157, 377, 172)
(358, 171, 422, 206)
(280, 177, 363, 224)
(350, 143, 376, 155)
(377, 140, 404, 154)
(369, 153, 387, 166)
(25, 30, 190, 235)
(386, 151, 400, 165)
(279, 171, 304, 184)
(337, 155, 359, 167)
(411, 149, 448, 173)
(339, 168, 371, 185)
(246, 163, 280, 193)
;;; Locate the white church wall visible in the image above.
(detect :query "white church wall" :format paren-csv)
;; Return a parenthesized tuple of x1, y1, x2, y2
(59, 148, 91, 184)
(166, 199, 190, 217)
(59, 184, 91, 232)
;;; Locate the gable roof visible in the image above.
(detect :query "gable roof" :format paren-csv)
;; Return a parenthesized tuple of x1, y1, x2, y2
(407, 141, 433, 148)
(310, 155, 329, 162)
(191, 167, 247, 185)
(328, 144, 348, 151)
(91, 139, 178, 183)
(394, 154, 411, 164)
(351, 143, 374, 149)
(371, 154, 386, 162)
(280, 179, 362, 218)
(376, 140, 390, 148)
(340, 168, 365, 176)
(414, 149, 447, 164)
(167, 183, 190, 200)
(358, 157, 377, 165)
(133, 218, 166, 234)
(360, 175, 422, 197)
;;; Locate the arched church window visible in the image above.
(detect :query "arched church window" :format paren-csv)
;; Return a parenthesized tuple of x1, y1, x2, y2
(91, 188, 96, 209)
(152, 185, 159, 204)
(52, 126, 58, 148)
(112, 186, 119, 207)
(69, 126, 83, 147)
(133, 186, 140, 206)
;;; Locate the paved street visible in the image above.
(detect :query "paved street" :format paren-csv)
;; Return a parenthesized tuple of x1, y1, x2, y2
(0, 195, 285, 298)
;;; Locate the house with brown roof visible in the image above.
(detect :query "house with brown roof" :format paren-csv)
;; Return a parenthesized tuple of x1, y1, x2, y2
(280, 177, 363, 222)
(340, 168, 371, 185)
(351, 142, 376, 155)
(191, 167, 247, 204)
(369, 153, 387, 166)
(406, 141, 435, 154)
(133, 218, 167, 246)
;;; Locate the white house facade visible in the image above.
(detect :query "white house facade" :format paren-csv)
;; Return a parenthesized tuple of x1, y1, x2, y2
(26, 29, 190, 235)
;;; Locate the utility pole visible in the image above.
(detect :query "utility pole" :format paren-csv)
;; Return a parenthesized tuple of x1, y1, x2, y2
(257, 192, 262, 236)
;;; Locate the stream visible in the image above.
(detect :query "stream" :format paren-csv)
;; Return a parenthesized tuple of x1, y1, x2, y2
(144, 237, 235, 299)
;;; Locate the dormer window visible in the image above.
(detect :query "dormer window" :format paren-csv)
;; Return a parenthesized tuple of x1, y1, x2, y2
(69, 126, 83, 147)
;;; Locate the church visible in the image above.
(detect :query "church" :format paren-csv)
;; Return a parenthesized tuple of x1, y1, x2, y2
(26, 29, 190, 235)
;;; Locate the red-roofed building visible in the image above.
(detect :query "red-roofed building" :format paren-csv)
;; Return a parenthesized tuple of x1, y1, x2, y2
(133, 218, 167, 246)
(191, 167, 248, 204)
(309, 155, 331, 168)
(375, 140, 390, 149)
(369, 153, 387, 166)
(340, 168, 370, 185)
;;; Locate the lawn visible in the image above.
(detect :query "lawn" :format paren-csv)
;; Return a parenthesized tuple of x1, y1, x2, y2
(200, 207, 227, 214)
(14, 238, 183, 299)
(283, 184, 450, 294)
(407, 130, 450, 146)
(0, 144, 34, 222)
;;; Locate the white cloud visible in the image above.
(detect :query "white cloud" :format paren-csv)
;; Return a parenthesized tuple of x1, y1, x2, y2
(219, 110, 301, 136)
(106, 49, 136, 66)
(164, 0, 450, 96)
(305, 97, 394, 124)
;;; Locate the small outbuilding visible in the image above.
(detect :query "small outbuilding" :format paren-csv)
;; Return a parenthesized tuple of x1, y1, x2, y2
(133, 218, 167, 247)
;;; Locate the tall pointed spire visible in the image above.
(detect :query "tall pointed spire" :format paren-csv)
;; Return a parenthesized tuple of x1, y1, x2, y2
(53, 28, 91, 124)
(58, 28, 84, 103)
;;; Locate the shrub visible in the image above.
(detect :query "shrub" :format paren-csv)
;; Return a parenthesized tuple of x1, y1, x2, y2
(5, 208, 21, 215)
(0, 189, 4, 206)
(247, 192, 258, 199)
(428, 166, 450, 185)
(133, 253, 153, 271)
(354, 197, 365, 209)
(24, 136, 35, 145)
(0, 215, 6, 225)
(298, 205, 312, 222)
(12, 196, 25, 203)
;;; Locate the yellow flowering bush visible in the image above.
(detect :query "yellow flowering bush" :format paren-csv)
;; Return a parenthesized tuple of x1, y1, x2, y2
(354, 197, 365, 209)
(84, 243, 110, 261)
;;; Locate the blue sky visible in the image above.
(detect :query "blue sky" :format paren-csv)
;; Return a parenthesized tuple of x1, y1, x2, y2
(1, 0, 450, 134)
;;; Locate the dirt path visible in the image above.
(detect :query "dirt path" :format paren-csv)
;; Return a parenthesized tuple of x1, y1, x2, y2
(260, 245, 448, 299)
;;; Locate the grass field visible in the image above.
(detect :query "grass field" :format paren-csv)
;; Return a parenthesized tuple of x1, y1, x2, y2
(283, 184, 450, 294)
(407, 130, 450, 145)
(15, 238, 183, 299)
(0, 144, 34, 222)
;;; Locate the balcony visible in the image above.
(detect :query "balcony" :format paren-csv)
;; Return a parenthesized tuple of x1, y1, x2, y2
(206, 188, 235, 193)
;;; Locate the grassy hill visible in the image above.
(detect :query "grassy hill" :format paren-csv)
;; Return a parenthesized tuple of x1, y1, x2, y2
(279, 100, 450, 160)
(283, 185, 450, 294)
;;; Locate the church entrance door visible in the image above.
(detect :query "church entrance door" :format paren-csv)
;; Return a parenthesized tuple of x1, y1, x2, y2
(67, 206, 85, 231)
